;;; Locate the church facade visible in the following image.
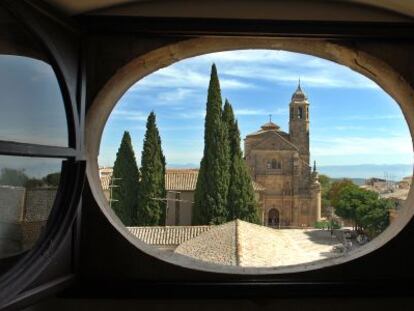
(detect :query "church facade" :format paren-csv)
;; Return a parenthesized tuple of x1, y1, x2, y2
(100, 83, 321, 228)
(244, 83, 321, 228)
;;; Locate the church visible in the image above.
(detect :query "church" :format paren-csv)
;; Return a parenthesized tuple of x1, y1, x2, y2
(100, 83, 322, 228)
(244, 82, 321, 227)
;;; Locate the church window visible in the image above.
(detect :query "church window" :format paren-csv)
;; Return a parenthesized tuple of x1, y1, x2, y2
(298, 107, 303, 119)
(271, 159, 282, 169)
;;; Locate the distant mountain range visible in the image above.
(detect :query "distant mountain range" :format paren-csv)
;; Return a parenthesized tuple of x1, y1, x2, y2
(317, 164, 412, 181)
(167, 163, 413, 182)
(168, 163, 199, 169)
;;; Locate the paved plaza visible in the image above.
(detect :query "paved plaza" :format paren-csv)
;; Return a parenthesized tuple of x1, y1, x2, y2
(243, 228, 345, 267)
(131, 221, 352, 268)
(173, 220, 347, 267)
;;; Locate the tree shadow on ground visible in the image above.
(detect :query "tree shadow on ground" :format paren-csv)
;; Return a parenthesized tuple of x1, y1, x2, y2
(303, 229, 342, 246)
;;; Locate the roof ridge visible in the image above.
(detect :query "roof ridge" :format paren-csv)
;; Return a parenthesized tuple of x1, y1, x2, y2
(235, 219, 241, 266)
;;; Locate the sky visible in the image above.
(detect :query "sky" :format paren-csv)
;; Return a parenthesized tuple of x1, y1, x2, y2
(0, 55, 67, 179)
(0, 55, 68, 147)
(99, 49, 413, 172)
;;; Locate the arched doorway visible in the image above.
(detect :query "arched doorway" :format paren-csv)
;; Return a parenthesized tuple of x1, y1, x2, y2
(268, 208, 280, 228)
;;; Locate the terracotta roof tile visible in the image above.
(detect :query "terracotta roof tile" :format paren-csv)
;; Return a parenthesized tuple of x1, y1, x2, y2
(100, 168, 265, 192)
(127, 225, 211, 246)
(165, 169, 199, 191)
(175, 220, 342, 267)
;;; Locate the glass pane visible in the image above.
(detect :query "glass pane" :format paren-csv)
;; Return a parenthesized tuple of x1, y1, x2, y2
(0, 155, 62, 264)
(0, 8, 68, 146)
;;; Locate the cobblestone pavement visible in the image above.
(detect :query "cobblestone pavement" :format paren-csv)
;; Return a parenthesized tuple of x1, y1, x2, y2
(237, 227, 344, 267)
(173, 220, 346, 267)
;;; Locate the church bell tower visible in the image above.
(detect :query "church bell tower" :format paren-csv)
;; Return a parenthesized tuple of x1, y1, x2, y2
(289, 80, 310, 164)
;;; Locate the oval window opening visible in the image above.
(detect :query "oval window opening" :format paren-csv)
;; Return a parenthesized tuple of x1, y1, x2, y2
(97, 49, 413, 272)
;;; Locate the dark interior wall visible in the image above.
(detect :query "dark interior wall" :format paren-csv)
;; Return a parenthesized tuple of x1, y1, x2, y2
(85, 34, 186, 104)
(21, 297, 414, 311)
(91, 0, 412, 22)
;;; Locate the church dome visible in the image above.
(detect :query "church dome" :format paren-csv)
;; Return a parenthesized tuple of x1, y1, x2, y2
(291, 81, 308, 102)
(261, 121, 280, 131)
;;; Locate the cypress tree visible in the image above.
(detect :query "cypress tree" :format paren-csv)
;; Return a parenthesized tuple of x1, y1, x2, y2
(193, 64, 230, 225)
(138, 112, 166, 226)
(112, 131, 140, 226)
(223, 100, 260, 224)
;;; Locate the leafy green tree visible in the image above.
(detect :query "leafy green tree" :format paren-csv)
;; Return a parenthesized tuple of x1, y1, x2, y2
(318, 174, 332, 217)
(223, 99, 260, 223)
(328, 178, 354, 208)
(43, 172, 60, 187)
(0, 168, 29, 187)
(334, 184, 393, 237)
(222, 100, 238, 158)
(138, 112, 166, 226)
(0, 168, 61, 189)
(112, 131, 140, 226)
(334, 184, 372, 229)
(25, 178, 45, 188)
(357, 198, 393, 237)
(193, 64, 231, 225)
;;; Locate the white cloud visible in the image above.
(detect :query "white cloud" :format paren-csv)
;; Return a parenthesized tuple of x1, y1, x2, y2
(333, 125, 365, 131)
(112, 109, 147, 121)
(342, 114, 403, 121)
(134, 66, 254, 91)
(172, 110, 206, 119)
(121, 50, 380, 113)
(234, 107, 288, 116)
(167, 50, 380, 90)
(157, 88, 196, 102)
(222, 64, 378, 89)
(186, 50, 325, 68)
(160, 125, 203, 131)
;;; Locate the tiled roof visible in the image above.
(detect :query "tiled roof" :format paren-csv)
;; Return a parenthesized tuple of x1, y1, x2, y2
(175, 220, 342, 267)
(127, 225, 211, 246)
(100, 167, 265, 192)
(165, 169, 199, 191)
(165, 169, 265, 192)
(175, 220, 238, 266)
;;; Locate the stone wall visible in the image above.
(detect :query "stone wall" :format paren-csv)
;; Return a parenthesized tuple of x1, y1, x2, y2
(166, 191, 194, 226)
(0, 186, 57, 257)
(0, 185, 25, 223)
(24, 188, 57, 222)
